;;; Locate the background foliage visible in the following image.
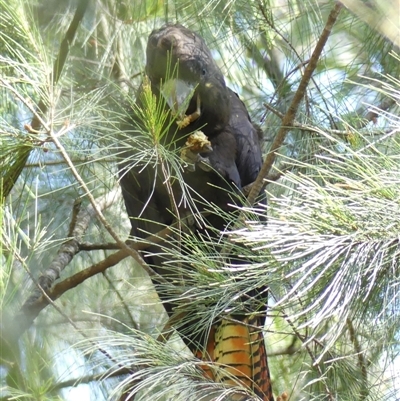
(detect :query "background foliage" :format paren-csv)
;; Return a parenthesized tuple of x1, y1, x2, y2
(1, 0, 400, 400)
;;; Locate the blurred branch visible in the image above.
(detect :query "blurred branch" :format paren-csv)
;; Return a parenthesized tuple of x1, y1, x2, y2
(68, 198, 83, 236)
(242, 171, 288, 195)
(362, 98, 396, 127)
(264, 98, 396, 136)
(268, 336, 300, 357)
(51, 368, 134, 392)
(346, 317, 368, 400)
(258, 2, 336, 128)
(20, 249, 130, 330)
(263, 102, 349, 137)
(49, 125, 154, 283)
(340, 0, 400, 48)
(258, 2, 307, 96)
(247, 2, 343, 205)
(23, 188, 121, 309)
(281, 310, 335, 401)
(1, 0, 90, 198)
(15, 210, 196, 339)
(103, 271, 140, 331)
(30, 0, 90, 130)
(29, 265, 138, 382)
(6, 189, 120, 341)
(79, 242, 121, 251)
(24, 215, 197, 311)
(231, 17, 283, 90)
(24, 158, 119, 167)
(264, 103, 352, 137)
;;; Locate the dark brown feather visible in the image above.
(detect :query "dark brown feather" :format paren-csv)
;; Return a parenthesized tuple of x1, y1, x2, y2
(119, 24, 272, 400)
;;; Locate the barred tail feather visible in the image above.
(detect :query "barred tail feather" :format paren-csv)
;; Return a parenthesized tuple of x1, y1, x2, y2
(196, 316, 274, 401)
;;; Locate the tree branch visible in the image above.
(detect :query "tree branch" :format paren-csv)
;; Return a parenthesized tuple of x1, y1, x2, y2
(247, 2, 343, 206)
(346, 317, 368, 400)
(23, 188, 121, 308)
(1, 0, 90, 198)
(14, 208, 197, 340)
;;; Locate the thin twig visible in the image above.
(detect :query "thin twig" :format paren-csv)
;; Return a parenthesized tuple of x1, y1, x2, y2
(79, 242, 121, 251)
(280, 309, 336, 401)
(11, 247, 135, 378)
(51, 368, 134, 392)
(49, 126, 155, 278)
(31, 249, 130, 309)
(0, 0, 90, 198)
(263, 102, 349, 137)
(263, 99, 395, 136)
(23, 188, 121, 308)
(103, 271, 140, 331)
(247, 2, 343, 206)
(30, 0, 90, 130)
(17, 211, 200, 339)
(346, 317, 368, 400)
(258, 1, 337, 130)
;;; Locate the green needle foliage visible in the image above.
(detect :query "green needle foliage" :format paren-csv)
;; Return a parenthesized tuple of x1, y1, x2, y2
(1, 0, 400, 400)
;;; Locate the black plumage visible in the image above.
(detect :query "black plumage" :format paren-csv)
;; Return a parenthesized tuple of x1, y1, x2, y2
(120, 24, 263, 237)
(118, 24, 272, 399)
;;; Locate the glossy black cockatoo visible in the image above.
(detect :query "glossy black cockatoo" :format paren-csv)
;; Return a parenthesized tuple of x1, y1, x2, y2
(118, 24, 273, 401)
